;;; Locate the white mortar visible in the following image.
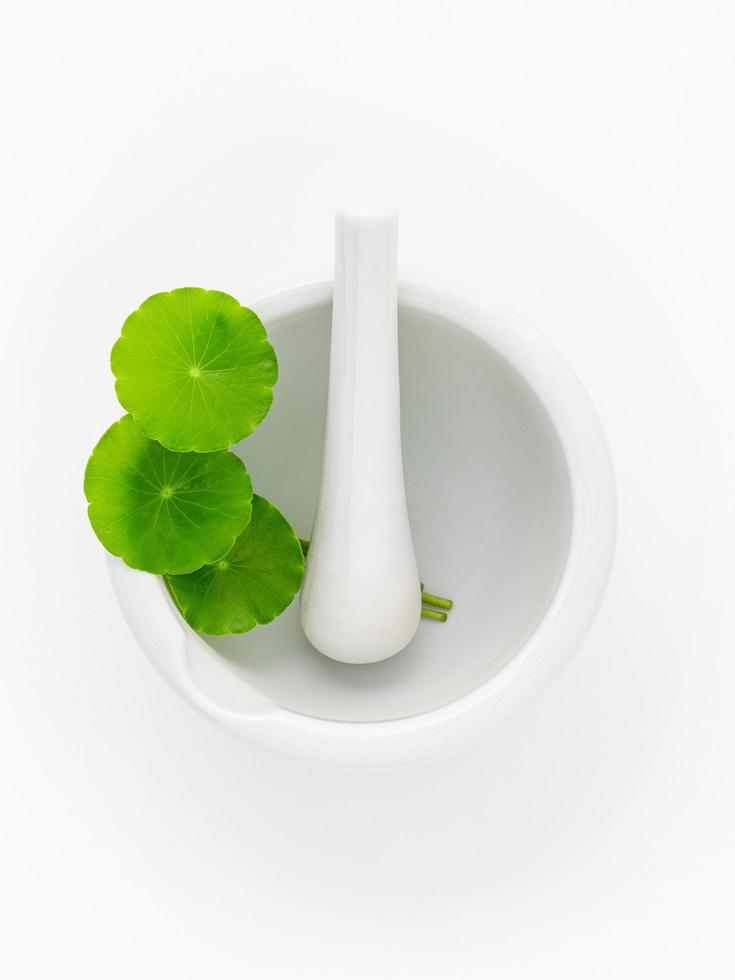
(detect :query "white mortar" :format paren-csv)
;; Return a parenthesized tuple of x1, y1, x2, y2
(108, 275, 616, 768)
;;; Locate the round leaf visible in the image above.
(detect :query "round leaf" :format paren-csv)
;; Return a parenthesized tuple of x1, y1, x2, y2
(111, 287, 278, 452)
(84, 415, 253, 574)
(166, 494, 305, 635)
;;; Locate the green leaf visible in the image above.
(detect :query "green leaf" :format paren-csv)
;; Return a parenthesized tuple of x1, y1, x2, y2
(166, 494, 305, 635)
(111, 287, 278, 452)
(84, 415, 253, 574)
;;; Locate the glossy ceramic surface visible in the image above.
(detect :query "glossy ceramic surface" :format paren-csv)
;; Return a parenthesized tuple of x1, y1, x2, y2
(108, 276, 616, 768)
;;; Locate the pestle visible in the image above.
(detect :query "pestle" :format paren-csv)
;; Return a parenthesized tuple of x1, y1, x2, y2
(300, 207, 422, 664)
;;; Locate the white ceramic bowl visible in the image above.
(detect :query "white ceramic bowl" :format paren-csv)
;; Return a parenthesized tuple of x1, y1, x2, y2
(108, 275, 616, 768)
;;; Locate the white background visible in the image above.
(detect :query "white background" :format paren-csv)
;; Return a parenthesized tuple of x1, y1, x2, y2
(2, 1, 734, 976)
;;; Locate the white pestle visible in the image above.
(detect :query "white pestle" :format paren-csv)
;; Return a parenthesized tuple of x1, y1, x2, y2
(300, 207, 422, 664)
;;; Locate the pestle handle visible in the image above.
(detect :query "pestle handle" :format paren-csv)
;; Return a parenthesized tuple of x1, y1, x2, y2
(299, 207, 421, 664)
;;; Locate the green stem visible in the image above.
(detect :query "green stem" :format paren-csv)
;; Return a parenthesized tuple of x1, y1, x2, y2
(421, 607, 448, 622)
(420, 590, 453, 611)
